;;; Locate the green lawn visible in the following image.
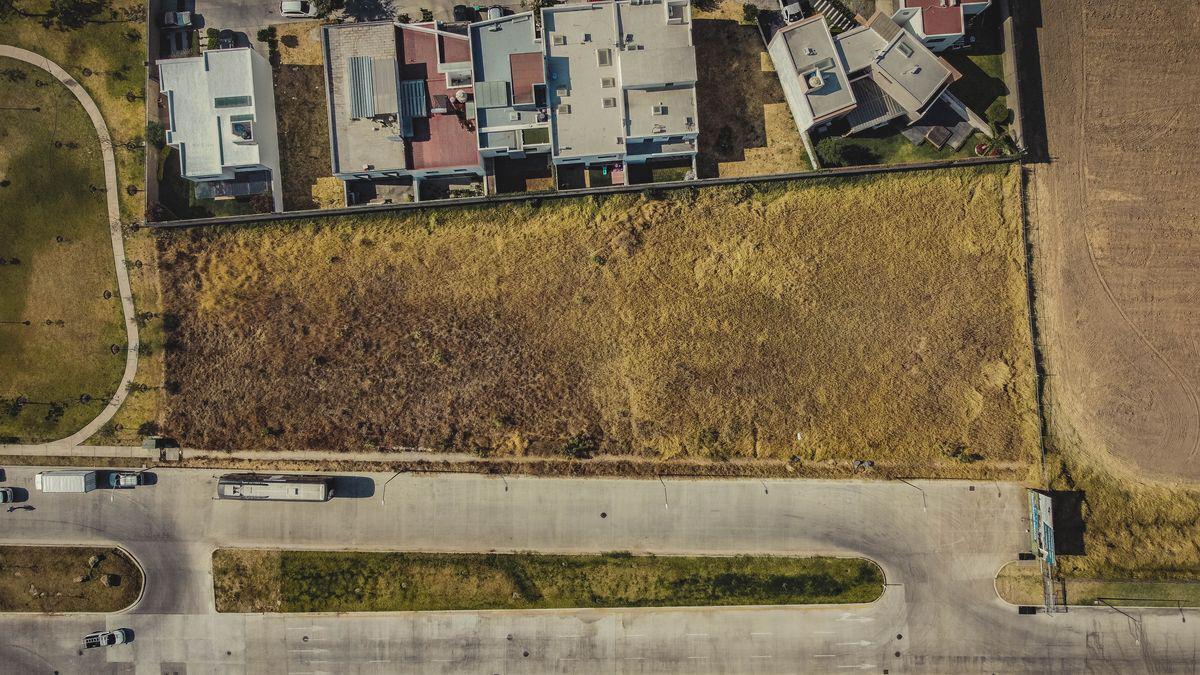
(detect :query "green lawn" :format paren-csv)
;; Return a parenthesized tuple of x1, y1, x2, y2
(814, 124, 974, 168)
(0, 58, 126, 443)
(155, 147, 268, 220)
(997, 564, 1200, 607)
(213, 549, 884, 613)
(0, 0, 148, 221)
(948, 52, 1008, 123)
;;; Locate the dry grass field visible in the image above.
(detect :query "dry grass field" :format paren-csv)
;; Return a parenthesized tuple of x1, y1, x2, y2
(158, 166, 1037, 472)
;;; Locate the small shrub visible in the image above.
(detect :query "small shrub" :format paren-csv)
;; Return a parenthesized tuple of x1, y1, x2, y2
(986, 99, 1010, 126)
(419, 7, 433, 21)
(205, 27, 219, 44)
(741, 3, 758, 24)
(256, 27, 276, 43)
(561, 433, 597, 459)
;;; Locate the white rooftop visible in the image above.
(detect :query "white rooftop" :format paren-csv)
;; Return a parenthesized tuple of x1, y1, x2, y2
(544, 0, 698, 161)
(158, 49, 266, 179)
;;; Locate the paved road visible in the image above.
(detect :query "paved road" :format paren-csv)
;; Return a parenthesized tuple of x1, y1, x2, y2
(0, 467, 1196, 673)
(0, 47, 140, 451)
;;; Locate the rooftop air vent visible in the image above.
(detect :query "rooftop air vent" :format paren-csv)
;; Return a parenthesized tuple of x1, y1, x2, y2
(805, 47, 817, 56)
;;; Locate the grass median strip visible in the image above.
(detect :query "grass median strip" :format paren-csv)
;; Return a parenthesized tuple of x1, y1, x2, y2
(0, 545, 142, 612)
(996, 563, 1200, 608)
(213, 549, 883, 613)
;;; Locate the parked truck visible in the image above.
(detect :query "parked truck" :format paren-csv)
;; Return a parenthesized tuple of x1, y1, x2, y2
(35, 470, 97, 493)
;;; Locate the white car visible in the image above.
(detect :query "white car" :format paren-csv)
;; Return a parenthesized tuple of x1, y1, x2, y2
(280, 0, 319, 17)
(84, 629, 131, 648)
(0, 487, 13, 503)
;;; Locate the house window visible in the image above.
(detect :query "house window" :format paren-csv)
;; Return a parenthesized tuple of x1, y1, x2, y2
(214, 95, 251, 108)
(582, 33, 591, 42)
(602, 97, 616, 108)
(556, 85, 570, 97)
(553, 34, 567, 46)
(558, 103, 571, 114)
(597, 48, 612, 67)
(652, 105, 668, 116)
(601, 76, 616, 88)
(897, 42, 914, 57)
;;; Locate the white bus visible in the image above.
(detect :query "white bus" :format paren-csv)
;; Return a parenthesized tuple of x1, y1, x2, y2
(216, 474, 333, 502)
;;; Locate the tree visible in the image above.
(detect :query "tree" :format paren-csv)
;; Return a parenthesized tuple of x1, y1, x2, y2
(145, 121, 166, 150)
(419, 7, 433, 21)
(2, 68, 27, 83)
(741, 3, 758, 24)
(46, 0, 106, 29)
(312, 0, 334, 16)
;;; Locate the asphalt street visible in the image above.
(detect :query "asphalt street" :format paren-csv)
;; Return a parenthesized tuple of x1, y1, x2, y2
(0, 468, 1195, 673)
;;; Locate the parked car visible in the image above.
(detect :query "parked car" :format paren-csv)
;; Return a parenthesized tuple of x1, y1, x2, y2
(280, 0, 319, 17)
(83, 629, 131, 649)
(0, 488, 13, 503)
(452, 4, 472, 21)
(487, 5, 506, 20)
(217, 29, 236, 49)
(108, 472, 140, 489)
(161, 10, 192, 27)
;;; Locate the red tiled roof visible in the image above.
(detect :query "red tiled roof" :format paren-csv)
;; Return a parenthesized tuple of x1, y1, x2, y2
(509, 52, 544, 105)
(399, 25, 478, 170)
(902, 0, 964, 36)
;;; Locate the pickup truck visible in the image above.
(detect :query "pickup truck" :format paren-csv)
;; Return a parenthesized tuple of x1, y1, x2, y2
(161, 10, 192, 27)
(83, 629, 131, 648)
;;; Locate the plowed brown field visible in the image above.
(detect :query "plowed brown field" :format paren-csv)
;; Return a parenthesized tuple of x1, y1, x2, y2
(1032, 1, 1200, 481)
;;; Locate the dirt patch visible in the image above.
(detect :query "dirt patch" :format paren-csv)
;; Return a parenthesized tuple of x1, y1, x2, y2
(157, 167, 1037, 471)
(274, 63, 333, 211)
(1030, 1, 1200, 482)
(693, 8, 809, 177)
(0, 545, 142, 612)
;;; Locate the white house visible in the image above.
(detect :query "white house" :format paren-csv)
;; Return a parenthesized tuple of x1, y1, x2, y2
(158, 48, 282, 211)
(542, 0, 699, 182)
(891, 0, 992, 52)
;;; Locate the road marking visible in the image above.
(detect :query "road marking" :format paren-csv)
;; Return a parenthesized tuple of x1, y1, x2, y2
(814, 631, 835, 635)
(751, 632, 773, 636)
(626, 633, 644, 638)
(685, 633, 708, 637)
(624, 657, 645, 660)
(556, 635, 581, 639)
(836, 640, 872, 647)
(813, 654, 837, 658)
(688, 656, 708, 660)
(751, 655, 772, 659)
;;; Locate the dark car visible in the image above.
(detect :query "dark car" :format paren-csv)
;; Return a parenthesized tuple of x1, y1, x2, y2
(218, 29, 236, 49)
(452, 4, 473, 21)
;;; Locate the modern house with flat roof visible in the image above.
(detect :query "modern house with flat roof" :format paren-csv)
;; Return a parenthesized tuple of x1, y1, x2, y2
(891, 0, 991, 52)
(469, 11, 552, 161)
(542, 0, 699, 181)
(321, 20, 482, 189)
(158, 48, 282, 211)
(769, 10, 993, 156)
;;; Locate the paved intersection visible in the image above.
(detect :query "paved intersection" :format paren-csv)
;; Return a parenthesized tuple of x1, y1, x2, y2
(0, 468, 1194, 673)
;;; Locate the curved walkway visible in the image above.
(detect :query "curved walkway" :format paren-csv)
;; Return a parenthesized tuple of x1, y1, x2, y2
(0, 46, 139, 448)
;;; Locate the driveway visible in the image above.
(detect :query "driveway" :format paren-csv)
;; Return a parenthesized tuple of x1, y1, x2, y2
(0, 468, 1197, 672)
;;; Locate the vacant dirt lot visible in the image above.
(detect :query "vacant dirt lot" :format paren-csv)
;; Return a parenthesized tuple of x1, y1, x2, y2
(158, 167, 1036, 469)
(693, 2, 809, 177)
(1031, 1, 1200, 482)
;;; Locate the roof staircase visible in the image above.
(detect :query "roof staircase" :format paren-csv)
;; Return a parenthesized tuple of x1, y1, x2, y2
(812, 0, 856, 31)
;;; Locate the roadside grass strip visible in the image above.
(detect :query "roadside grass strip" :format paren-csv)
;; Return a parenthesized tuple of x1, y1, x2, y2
(0, 545, 142, 612)
(996, 563, 1200, 608)
(213, 550, 883, 613)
